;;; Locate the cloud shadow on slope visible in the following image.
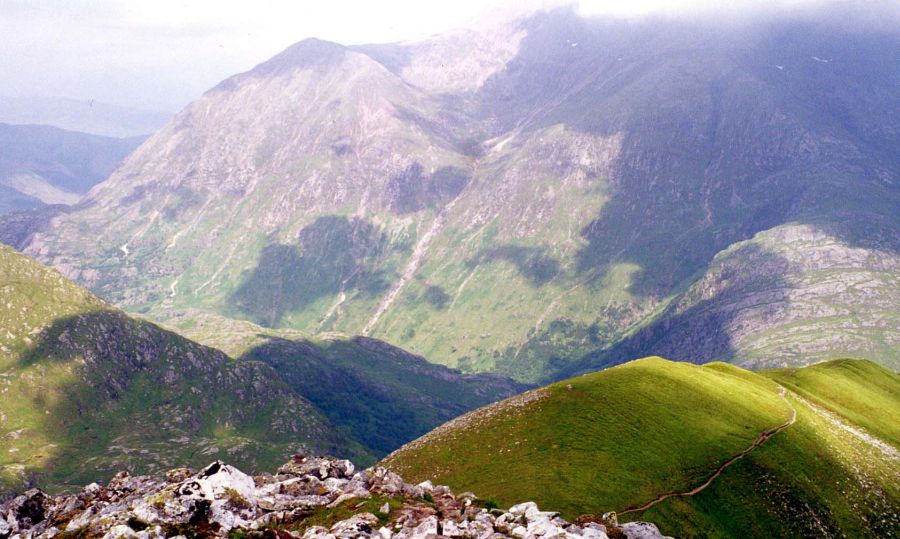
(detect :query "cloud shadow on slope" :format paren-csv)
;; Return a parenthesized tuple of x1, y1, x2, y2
(229, 215, 391, 327)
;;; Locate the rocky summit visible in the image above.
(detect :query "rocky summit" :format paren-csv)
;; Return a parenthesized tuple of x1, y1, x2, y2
(0, 455, 669, 539)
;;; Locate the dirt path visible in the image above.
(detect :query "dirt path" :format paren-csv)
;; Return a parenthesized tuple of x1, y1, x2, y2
(618, 386, 797, 515)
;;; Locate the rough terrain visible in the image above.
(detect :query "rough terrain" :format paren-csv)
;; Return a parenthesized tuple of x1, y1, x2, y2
(0, 455, 670, 539)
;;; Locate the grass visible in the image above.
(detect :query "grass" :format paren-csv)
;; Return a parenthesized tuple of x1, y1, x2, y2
(383, 357, 789, 517)
(764, 359, 900, 445)
(382, 357, 900, 538)
(276, 495, 405, 534)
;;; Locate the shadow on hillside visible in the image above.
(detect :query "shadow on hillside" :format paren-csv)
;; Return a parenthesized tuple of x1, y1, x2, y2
(240, 334, 526, 457)
(466, 7, 900, 301)
(560, 243, 793, 379)
(466, 244, 561, 287)
(488, 242, 797, 384)
(229, 215, 391, 327)
(385, 163, 471, 215)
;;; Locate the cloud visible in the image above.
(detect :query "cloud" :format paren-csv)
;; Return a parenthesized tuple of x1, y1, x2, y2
(0, 0, 895, 111)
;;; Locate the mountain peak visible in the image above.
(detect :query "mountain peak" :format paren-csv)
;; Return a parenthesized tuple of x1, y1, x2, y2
(251, 37, 348, 76)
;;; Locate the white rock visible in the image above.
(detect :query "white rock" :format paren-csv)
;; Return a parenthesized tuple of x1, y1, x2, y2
(526, 516, 567, 538)
(331, 512, 379, 537)
(102, 524, 140, 538)
(619, 521, 669, 539)
(327, 492, 358, 508)
(303, 525, 337, 539)
(324, 478, 350, 493)
(442, 519, 469, 537)
(416, 480, 434, 492)
(511, 525, 528, 537)
(509, 502, 538, 516)
(409, 515, 439, 539)
(581, 524, 609, 539)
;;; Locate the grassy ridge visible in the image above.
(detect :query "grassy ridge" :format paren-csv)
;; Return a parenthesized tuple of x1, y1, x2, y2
(765, 359, 900, 445)
(382, 358, 789, 516)
(382, 357, 900, 537)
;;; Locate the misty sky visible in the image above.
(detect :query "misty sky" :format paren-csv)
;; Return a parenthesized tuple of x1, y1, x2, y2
(0, 0, 839, 112)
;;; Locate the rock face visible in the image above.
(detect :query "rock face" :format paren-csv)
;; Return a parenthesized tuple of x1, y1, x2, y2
(565, 223, 900, 375)
(0, 456, 669, 539)
(12, 5, 900, 382)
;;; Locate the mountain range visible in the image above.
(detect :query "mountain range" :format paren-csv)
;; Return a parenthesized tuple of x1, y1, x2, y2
(0, 4, 897, 537)
(0, 95, 171, 138)
(8, 5, 899, 385)
(0, 123, 143, 214)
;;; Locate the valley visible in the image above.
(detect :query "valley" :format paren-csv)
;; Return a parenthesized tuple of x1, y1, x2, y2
(0, 3, 897, 538)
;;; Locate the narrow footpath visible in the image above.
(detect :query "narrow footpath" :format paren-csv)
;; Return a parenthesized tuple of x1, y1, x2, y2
(618, 386, 798, 515)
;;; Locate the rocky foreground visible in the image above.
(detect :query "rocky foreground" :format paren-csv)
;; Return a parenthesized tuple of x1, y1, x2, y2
(0, 456, 670, 539)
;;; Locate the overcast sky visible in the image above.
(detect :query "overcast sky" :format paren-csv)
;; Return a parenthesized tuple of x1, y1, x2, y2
(0, 0, 847, 112)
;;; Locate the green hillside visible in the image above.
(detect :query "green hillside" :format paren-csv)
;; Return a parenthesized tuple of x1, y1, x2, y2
(0, 244, 367, 494)
(165, 310, 525, 458)
(382, 357, 900, 538)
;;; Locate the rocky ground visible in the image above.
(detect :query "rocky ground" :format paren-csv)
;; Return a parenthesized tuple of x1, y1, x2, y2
(0, 455, 669, 539)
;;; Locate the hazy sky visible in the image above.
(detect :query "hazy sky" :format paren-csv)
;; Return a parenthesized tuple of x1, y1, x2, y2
(0, 0, 832, 112)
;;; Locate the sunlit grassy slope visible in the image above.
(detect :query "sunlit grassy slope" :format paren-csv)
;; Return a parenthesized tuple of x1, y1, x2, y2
(382, 357, 899, 538)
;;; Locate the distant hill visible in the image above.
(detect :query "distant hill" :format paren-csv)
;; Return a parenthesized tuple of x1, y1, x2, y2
(13, 5, 899, 382)
(382, 357, 900, 538)
(0, 123, 143, 214)
(0, 95, 170, 138)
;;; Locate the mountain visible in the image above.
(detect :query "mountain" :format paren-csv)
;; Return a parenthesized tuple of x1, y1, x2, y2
(0, 123, 143, 214)
(1, 454, 669, 539)
(165, 311, 526, 457)
(13, 4, 900, 382)
(0, 243, 368, 494)
(382, 357, 900, 538)
(0, 95, 171, 138)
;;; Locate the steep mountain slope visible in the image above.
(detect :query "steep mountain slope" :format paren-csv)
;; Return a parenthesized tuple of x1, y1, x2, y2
(15, 5, 900, 382)
(165, 311, 526, 457)
(382, 357, 900, 538)
(565, 222, 900, 376)
(0, 244, 368, 494)
(0, 123, 142, 213)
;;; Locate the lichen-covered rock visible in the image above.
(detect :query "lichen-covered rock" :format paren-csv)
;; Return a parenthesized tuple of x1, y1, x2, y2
(0, 455, 668, 538)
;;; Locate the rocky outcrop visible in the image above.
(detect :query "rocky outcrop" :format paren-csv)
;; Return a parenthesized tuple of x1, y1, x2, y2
(0, 455, 670, 539)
